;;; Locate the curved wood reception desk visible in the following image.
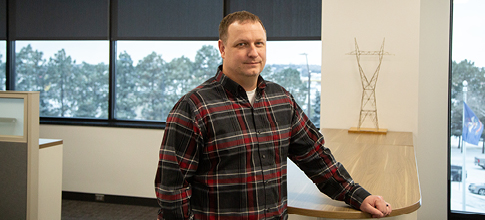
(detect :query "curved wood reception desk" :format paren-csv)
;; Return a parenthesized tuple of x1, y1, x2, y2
(287, 129, 421, 219)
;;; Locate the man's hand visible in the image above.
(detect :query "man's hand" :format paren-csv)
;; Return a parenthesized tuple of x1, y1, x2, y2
(360, 195, 392, 218)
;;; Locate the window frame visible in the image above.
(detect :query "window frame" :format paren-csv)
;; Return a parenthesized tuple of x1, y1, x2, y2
(448, 0, 485, 219)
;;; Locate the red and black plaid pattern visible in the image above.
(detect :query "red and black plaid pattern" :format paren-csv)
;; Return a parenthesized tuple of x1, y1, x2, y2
(155, 66, 371, 220)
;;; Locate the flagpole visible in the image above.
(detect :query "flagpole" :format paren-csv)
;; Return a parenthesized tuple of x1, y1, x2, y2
(462, 80, 468, 211)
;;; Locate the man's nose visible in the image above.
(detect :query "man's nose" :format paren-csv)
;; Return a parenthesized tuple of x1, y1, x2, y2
(248, 44, 259, 57)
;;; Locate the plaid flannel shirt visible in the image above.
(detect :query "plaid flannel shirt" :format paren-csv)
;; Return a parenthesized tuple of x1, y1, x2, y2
(155, 66, 371, 220)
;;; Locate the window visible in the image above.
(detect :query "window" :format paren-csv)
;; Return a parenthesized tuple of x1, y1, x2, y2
(115, 40, 321, 126)
(15, 41, 109, 118)
(115, 41, 220, 121)
(265, 41, 321, 127)
(2, 0, 322, 128)
(449, 0, 485, 218)
(0, 41, 5, 90)
(0, 0, 5, 91)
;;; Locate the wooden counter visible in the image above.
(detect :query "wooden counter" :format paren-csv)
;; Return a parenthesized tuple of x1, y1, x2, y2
(39, 139, 63, 149)
(287, 129, 421, 219)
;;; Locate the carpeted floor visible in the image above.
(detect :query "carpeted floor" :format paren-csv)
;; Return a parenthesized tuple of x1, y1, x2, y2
(62, 200, 159, 220)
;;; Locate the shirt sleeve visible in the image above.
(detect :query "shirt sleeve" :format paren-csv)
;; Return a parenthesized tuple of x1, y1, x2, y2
(286, 93, 371, 210)
(155, 99, 201, 220)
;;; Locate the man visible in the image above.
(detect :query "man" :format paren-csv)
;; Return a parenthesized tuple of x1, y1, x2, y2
(155, 11, 392, 219)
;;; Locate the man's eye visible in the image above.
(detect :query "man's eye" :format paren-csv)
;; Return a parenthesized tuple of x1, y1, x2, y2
(237, 43, 246, 47)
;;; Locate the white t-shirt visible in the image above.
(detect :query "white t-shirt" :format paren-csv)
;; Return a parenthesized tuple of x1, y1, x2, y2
(246, 89, 257, 105)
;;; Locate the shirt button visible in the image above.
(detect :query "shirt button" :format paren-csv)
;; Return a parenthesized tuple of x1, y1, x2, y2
(262, 155, 266, 159)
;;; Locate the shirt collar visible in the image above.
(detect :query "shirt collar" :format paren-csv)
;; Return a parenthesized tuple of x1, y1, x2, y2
(215, 65, 266, 96)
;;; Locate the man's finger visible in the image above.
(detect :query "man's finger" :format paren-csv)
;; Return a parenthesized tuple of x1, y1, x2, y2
(384, 203, 392, 216)
(361, 203, 384, 218)
(375, 199, 388, 213)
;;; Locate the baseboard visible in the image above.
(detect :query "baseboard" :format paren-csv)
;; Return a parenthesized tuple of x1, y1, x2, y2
(62, 191, 159, 207)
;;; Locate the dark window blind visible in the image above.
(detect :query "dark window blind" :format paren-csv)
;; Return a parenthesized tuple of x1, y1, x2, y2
(0, 0, 6, 40)
(11, 0, 109, 40)
(225, 0, 321, 40)
(116, 0, 222, 40)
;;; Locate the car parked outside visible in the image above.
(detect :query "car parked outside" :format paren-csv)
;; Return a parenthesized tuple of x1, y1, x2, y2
(469, 183, 485, 195)
(475, 157, 485, 169)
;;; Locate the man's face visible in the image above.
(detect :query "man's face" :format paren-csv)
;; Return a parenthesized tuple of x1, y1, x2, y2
(218, 21, 267, 82)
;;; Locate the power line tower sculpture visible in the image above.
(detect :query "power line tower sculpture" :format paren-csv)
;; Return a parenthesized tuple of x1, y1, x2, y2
(347, 38, 392, 134)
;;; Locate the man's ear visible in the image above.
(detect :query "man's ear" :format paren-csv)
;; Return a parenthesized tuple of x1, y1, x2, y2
(218, 39, 225, 59)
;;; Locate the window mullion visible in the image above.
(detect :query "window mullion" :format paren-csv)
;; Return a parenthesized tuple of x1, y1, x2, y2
(6, 40, 15, 90)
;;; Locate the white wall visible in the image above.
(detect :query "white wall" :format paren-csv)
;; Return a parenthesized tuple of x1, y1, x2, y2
(40, 125, 163, 198)
(321, 0, 420, 132)
(416, 0, 450, 219)
(39, 0, 450, 219)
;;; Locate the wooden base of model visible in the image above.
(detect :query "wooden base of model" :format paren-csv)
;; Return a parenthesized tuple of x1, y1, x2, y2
(348, 127, 388, 134)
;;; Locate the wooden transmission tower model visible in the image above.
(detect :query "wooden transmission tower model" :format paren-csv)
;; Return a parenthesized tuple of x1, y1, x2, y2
(347, 38, 391, 133)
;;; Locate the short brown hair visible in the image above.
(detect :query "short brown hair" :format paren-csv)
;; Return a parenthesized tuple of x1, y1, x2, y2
(219, 11, 266, 44)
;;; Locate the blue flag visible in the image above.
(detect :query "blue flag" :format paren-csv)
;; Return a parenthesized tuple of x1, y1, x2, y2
(463, 102, 484, 145)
